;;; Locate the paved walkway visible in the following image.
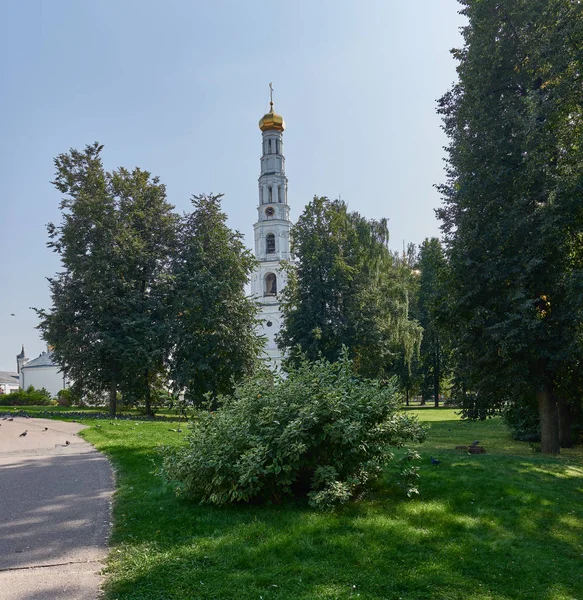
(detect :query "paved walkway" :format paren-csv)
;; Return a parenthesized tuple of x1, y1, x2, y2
(0, 416, 113, 600)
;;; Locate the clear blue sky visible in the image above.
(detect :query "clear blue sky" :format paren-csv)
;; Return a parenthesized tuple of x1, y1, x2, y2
(0, 0, 465, 371)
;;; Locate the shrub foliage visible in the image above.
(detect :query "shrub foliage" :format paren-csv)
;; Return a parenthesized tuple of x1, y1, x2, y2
(162, 352, 426, 509)
(0, 386, 54, 406)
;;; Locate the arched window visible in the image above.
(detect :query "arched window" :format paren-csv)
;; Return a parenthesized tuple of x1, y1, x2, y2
(268, 186, 273, 203)
(265, 273, 277, 296)
(268, 139, 272, 153)
(266, 233, 275, 254)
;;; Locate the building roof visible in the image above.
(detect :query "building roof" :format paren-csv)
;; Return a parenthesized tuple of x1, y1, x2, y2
(259, 105, 285, 132)
(0, 371, 19, 385)
(21, 351, 58, 369)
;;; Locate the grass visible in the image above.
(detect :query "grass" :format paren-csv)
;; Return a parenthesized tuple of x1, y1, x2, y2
(0, 404, 183, 419)
(19, 406, 583, 599)
(0, 404, 105, 414)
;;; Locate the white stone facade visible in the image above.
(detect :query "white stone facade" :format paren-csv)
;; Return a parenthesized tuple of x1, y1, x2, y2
(21, 366, 66, 398)
(20, 351, 68, 398)
(0, 376, 20, 395)
(251, 110, 291, 368)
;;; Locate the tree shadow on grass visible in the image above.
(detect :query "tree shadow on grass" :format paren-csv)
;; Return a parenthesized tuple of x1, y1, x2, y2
(98, 443, 583, 600)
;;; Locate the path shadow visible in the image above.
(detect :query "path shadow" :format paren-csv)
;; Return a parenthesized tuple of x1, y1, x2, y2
(0, 452, 113, 570)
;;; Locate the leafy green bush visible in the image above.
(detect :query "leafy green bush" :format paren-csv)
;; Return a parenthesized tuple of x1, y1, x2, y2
(56, 387, 84, 406)
(73, 388, 109, 407)
(503, 398, 540, 442)
(161, 351, 426, 509)
(0, 386, 54, 406)
(503, 395, 583, 446)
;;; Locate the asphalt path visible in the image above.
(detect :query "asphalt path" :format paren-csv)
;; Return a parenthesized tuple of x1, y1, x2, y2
(0, 416, 113, 600)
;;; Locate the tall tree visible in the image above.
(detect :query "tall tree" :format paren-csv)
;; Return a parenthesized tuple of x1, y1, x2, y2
(169, 194, 263, 405)
(392, 244, 425, 405)
(416, 238, 450, 407)
(109, 167, 178, 415)
(278, 196, 421, 378)
(393, 244, 423, 405)
(37, 143, 177, 416)
(437, 1, 583, 453)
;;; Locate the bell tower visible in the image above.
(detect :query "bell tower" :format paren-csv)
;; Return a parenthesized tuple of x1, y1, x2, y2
(16, 344, 27, 374)
(250, 84, 291, 366)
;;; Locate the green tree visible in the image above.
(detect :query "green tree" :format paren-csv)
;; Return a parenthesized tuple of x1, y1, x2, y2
(169, 194, 263, 406)
(278, 196, 421, 378)
(437, 1, 583, 453)
(416, 238, 450, 407)
(109, 166, 178, 415)
(37, 143, 177, 416)
(391, 243, 423, 405)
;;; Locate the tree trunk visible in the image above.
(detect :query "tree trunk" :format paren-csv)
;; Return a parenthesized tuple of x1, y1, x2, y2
(109, 376, 117, 418)
(144, 368, 152, 417)
(405, 387, 410, 407)
(537, 381, 560, 455)
(140, 280, 153, 418)
(557, 395, 574, 448)
(433, 335, 440, 408)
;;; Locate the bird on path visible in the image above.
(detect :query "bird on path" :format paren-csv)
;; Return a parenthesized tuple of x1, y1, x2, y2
(43, 427, 48, 431)
(19, 430, 28, 437)
(64, 440, 70, 446)
(430, 456, 441, 465)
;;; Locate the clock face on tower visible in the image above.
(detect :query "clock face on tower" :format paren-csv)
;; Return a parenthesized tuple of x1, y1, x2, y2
(265, 206, 275, 217)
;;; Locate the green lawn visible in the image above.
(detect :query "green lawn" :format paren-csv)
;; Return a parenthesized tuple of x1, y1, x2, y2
(0, 404, 183, 418)
(0, 405, 105, 414)
(35, 408, 583, 599)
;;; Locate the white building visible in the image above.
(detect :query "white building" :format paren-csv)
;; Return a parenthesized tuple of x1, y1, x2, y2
(20, 349, 68, 398)
(0, 371, 20, 395)
(249, 91, 291, 367)
(16, 344, 27, 374)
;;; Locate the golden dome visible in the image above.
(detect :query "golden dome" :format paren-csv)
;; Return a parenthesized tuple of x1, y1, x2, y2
(259, 102, 285, 132)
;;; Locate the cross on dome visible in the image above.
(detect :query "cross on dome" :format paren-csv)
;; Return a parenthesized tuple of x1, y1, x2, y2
(259, 83, 285, 132)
